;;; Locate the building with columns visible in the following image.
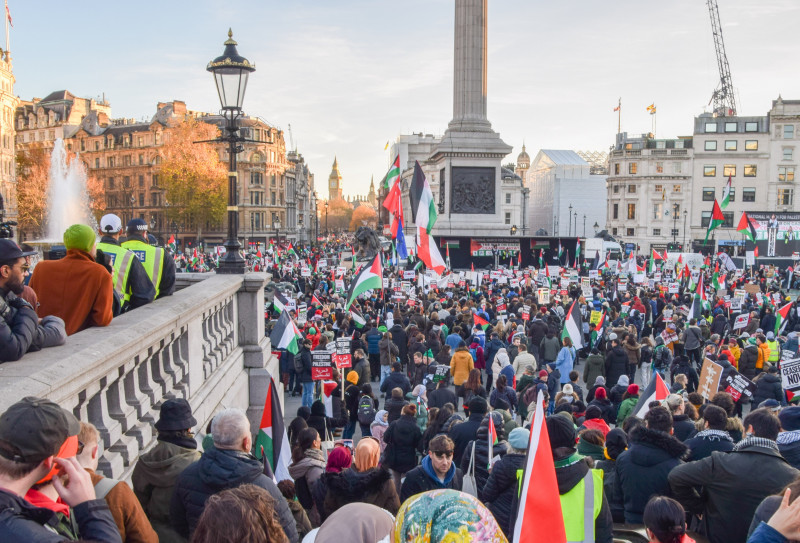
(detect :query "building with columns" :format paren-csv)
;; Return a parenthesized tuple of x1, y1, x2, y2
(0, 48, 16, 226)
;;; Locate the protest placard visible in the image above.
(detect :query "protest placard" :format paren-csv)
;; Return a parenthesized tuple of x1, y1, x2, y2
(781, 357, 800, 398)
(633, 273, 646, 284)
(723, 368, 756, 402)
(334, 337, 352, 369)
(590, 311, 602, 325)
(537, 288, 550, 305)
(403, 270, 416, 279)
(662, 309, 673, 321)
(589, 269, 599, 279)
(433, 365, 450, 382)
(334, 279, 345, 292)
(660, 328, 679, 345)
(312, 350, 333, 381)
(733, 313, 750, 330)
(317, 259, 328, 269)
(699, 358, 723, 400)
(336, 266, 346, 277)
(734, 289, 746, 301)
(668, 283, 679, 294)
(521, 305, 531, 321)
(297, 303, 307, 325)
(582, 285, 593, 298)
(301, 267, 311, 277)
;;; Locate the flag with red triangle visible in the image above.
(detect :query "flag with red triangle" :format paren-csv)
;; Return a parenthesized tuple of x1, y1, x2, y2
(704, 199, 725, 245)
(652, 248, 663, 260)
(487, 413, 498, 469)
(311, 294, 323, 308)
(474, 313, 490, 331)
(632, 372, 671, 419)
(777, 302, 793, 335)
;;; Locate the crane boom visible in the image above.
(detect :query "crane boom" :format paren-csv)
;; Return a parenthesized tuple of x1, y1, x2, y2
(707, 0, 737, 116)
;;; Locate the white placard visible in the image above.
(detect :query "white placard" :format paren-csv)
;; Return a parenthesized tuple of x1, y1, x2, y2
(537, 288, 551, 305)
(746, 251, 755, 266)
(668, 283, 680, 294)
(301, 267, 311, 277)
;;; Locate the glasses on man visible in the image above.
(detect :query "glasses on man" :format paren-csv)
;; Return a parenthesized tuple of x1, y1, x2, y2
(76, 440, 85, 455)
(432, 450, 454, 459)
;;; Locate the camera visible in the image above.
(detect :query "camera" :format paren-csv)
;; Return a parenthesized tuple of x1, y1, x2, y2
(0, 220, 16, 239)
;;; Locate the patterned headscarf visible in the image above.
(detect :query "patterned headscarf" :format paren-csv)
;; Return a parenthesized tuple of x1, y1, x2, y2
(394, 489, 507, 543)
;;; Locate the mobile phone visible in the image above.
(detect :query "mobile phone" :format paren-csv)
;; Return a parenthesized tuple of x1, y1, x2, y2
(342, 439, 353, 450)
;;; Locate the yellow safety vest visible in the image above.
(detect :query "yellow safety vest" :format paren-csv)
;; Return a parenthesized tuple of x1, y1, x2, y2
(560, 469, 604, 543)
(96, 242, 136, 304)
(767, 340, 780, 362)
(121, 239, 164, 298)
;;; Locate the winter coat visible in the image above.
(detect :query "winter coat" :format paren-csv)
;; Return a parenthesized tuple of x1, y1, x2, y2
(322, 467, 400, 517)
(739, 344, 760, 380)
(779, 436, 800, 470)
(762, 314, 777, 337)
(400, 455, 464, 503)
(308, 403, 347, 440)
(672, 414, 696, 442)
(684, 429, 735, 461)
(86, 468, 158, 543)
(366, 327, 382, 355)
(489, 385, 518, 412)
(448, 412, 484, 467)
(711, 314, 729, 336)
(669, 440, 800, 543)
(0, 291, 66, 362)
(540, 336, 561, 362)
(131, 439, 201, 543)
(583, 354, 606, 386)
(390, 324, 408, 364)
(484, 338, 505, 369)
(370, 421, 388, 451)
(482, 452, 527, 538)
(287, 448, 328, 526)
(383, 396, 408, 424)
(450, 347, 474, 386)
(428, 386, 458, 410)
(616, 425, 688, 524)
(717, 358, 737, 391)
(382, 414, 423, 474)
(379, 335, 399, 366)
(555, 455, 614, 543)
(353, 357, 370, 386)
(171, 447, 298, 541)
(460, 412, 508, 501)
(554, 346, 577, 384)
(623, 342, 641, 367)
(299, 345, 313, 382)
(380, 371, 412, 398)
(683, 325, 704, 351)
(588, 398, 616, 425)
(608, 384, 628, 414)
(670, 359, 699, 393)
(616, 396, 639, 425)
(491, 348, 511, 377)
(752, 373, 785, 407)
(605, 346, 629, 387)
(595, 459, 624, 523)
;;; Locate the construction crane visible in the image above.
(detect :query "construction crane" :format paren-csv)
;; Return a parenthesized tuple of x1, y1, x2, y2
(287, 123, 296, 152)
(706, 0, 737, 117)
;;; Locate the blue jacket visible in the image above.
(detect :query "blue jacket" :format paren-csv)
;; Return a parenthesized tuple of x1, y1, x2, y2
(365, 328, 382, 354)
(555, 346, 576, 384)
(445, 333, 463, 352)
(484, 338, 505, 369)
(748, 523, 787, 543)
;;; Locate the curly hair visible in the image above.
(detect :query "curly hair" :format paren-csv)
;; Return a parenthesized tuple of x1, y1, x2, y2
(190, 484, 288, 543)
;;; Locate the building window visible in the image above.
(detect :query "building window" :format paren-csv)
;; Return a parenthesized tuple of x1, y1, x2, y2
(138, 154, 144, 165)
(723, 165, 736, 177)
(250, 192, 262, 205)
(271, 174, 276, 187)
(614, 163, 620, 175)
(656, 162, 664, 173)
(107, 177, 115, 190)
(704, 166, 716, 177)
(743, 188, 756, 202)
(627, 203, 636, 220)
(613, 184, 619, 194)
(784, 148, 794, 161)
(654, 184, 663, 193)
(724, 140, 737, 151)
(94, 158, 100, 168)
(673, 184, 681, 193)
(726, 187, 735, 201)
(123, 176, 130, 188)
(107, 157, 115, 168)
(629, 163, 638, 174)
(673, 162, 682, 174)
(628, 184, 636, 193)
(743, 165, 756, 177)
(504, 212, 511, 225)
(745, 122, 759, 132)
(138, 193, 144, 207)
(123, 155, 131, 166)
(705, 122, 717, 133)
(703, 188, 715, 201)
(653, 202, 663, 219)
(745, 140, 758, 151)
(785, 125, 795, 139)
(701, 212, 711, 227)
(251, 172, 263, 185)
(138, 175, 144, 188)
(705, 140, 717, 151)
(653, 228, 661, 236)
(779, 167, 796, 182)
(725, 122, 737, 133)
(626, 228, 635, 236)
(612, 227, 618, 236)
(271, 192, 277, 205)
(723, 212, 734, 227)
(505, 193, 511, 204)
(152, 175, 159, 187)
(779, 188, 794, 206)
(612, 203, 619, 220)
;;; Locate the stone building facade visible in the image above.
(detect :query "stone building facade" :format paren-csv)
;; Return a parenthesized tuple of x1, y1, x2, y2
(0, 49, 17, 226)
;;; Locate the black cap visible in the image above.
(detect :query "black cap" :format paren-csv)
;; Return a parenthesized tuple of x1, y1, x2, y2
(0, 397, 80, 463)
(155, 399, 197, 432)
(127, 218, 148, 233)
(547, 414, 577, 450)
(0, 239, 36, 262)
(468, 396, 488, 415)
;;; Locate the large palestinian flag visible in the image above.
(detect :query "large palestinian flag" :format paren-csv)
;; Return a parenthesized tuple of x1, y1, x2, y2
(269, 311, 303, 355)
(272, 290, 290, 314)
(560, 299, 583, 349)
(776, 302, 793, 334)
(632, 372, 671, 420)
(345, 253, 383, 310)
(254, 377, 292, 482)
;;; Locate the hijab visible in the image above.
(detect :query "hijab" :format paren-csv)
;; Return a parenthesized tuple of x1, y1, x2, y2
(353, 437, 381, 472)
(313, 503, 394, 543)
(326, 445, 353, 473)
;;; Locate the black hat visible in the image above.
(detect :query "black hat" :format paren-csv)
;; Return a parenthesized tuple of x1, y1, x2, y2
(0, 397, 80, 463)
(0, 239, 36, 262)
(468, 396, 488, 415)
(127, 218, 148, 233)
(780, 406, 800, 431)
(585, 405, 602, 421)
(546, 414, 577, 450)
(155, 399, 197, 432)
(604, 428, 628, 460)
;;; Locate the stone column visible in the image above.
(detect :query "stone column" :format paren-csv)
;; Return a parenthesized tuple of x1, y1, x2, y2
(450, 0, 491, 132)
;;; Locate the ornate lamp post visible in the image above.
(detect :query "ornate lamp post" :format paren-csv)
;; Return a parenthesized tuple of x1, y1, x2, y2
(207, 29, 255, 274)
(568, 204, 573, 236)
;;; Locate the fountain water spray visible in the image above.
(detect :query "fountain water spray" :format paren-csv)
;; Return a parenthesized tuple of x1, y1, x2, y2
(46, 138, 96, 241)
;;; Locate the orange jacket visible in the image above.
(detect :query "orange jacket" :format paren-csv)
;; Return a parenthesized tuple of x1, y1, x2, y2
(30, 249, 114, 335)
(88, 469, 158, 543)
(757, 342, 770, 369)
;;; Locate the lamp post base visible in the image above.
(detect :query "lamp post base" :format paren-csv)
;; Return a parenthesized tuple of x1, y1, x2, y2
(216, 240, 245, 274)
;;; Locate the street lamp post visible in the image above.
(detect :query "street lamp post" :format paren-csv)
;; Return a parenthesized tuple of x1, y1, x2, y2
(683, 209, 688, 249)
(574, 213, 578, 238)
(583, 215, 587, 237)
(568, 204, 573, 236)
(671, 203, 679, 247)
(207, 29, 255, 274)
(273, 220, 280, 246)
(510, 225, 517, 236)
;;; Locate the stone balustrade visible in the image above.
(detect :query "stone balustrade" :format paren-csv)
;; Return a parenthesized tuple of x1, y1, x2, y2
(0, 272, 279, 481)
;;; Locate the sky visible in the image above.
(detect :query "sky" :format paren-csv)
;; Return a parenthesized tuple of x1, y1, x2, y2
(9, 0, 800, 200)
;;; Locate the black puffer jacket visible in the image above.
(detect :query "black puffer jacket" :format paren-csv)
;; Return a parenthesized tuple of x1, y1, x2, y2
(384, 396, 408, 424)
(615, 426, 688, 524)
(170, 447, 298, 542)
(739, 344, 760, 380)
(460, 412, 508, 501)
(670, 358, 699, 393)
(672, 414, 696, 442)
(0, 292, 65, 362)
(752, 372, 784, 407)
(605, 346, 629, 386)
(448, 412, 484, 467)
(383, 413, 423, 473)
(322, 467, 401, 516)
(595, 459, 624, 523)
(482, 452, 526, 538)
(717, 358, 737, 391)
(588, 398, 616, 425)
(307, 401, 348, 438)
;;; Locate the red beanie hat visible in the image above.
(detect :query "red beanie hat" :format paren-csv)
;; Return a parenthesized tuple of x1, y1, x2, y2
(627, 384, 640, 395)
(595, 387, 607, 400)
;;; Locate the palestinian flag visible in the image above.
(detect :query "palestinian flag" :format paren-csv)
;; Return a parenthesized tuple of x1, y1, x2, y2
(167, 235, 176, 253)
(512, 389, 566, 543)
(560, 299, 583, 348)
(544, 263, 552, 288)
(349, 306, 367, 328)
(269, 311, 303, 354)
(311, 294, 323, 308)
(712, 262, 721, 290)
(416, 227, 446, 274)
(409, 161, 437, 234)
(384, 154, 400, 190)
(575, 240, 581, 264)
(344, 253, 382, 310)
(557, 241, 563, 262)
(648, 252, 657, 274)
(272, 291, 290, 314)
(652, 248, 663, 261)
(721, 175, 733, 209)
(688, 274, 708, 321)
(601, 253, 611, 271)
(591, 311, 607, 346)
(487, 413, 498, 470)
(538, 250, 545, 269)
(632, 372, 671, 419)
(254, 377, 292, 482)
(590, 251, 599, 271)
(703, 199, 725, 245)
(474, 313, 490, 331)
(287, 243, 297, 257)
(776, 302, 793, 334)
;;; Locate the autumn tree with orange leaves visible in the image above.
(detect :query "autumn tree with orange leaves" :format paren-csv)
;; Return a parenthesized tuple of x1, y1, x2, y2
(159, 118, 226, 241)
(349, 205, 377, 231)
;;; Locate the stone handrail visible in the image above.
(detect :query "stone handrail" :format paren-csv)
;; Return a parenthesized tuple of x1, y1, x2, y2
(0, 273, 279, 481)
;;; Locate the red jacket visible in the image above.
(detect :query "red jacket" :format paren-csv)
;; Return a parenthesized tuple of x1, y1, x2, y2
(30, 249, 114, 335)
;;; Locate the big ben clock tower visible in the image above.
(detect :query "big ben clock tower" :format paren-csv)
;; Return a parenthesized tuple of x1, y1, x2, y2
(328, 157, 343, 200)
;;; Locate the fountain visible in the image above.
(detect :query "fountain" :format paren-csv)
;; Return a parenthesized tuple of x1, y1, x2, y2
(46, 138, 96, 239)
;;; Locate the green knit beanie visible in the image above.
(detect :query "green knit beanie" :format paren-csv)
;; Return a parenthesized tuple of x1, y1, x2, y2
(63, 224, 96, 252)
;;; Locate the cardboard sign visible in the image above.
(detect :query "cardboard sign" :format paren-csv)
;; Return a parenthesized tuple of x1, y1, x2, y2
(699, 358, 723, 400)
(723, 369, 756, 402)
(336, 266, 346, 277)
(781, 357, 800, 396)
(334, 337, 352, 369)
(403, 270, 416, 279)
(522, 305, 531, 321)
(668, 283, 680, 294)
(301, 267, 311, 277)
(537, 288, 550, 305)
(317, 259, 328, 269)
(590, 310, 603, 325)
(311, 350, 333, 381)
(661, 329, 679, 345)
(433, 365, 450, 382)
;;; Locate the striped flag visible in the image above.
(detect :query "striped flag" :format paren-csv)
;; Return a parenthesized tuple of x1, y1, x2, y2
(269, 311, 302, 355)
(254, 377, 292, 482)
(349, 306, 367, 328)
(632, 372, 670, 419)
(344, 253, 382, 310)
(487, 413, 499, 470)
(272, 291, 290, 314)
(409, 161, 437, 234)
(777, 302, 793, 335)
(474, 313, 490, 331)
(721, 175, 733, 209)
(560, 299, 583, 348)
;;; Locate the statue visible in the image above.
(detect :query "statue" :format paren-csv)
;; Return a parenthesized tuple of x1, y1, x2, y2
(354, 226, 382, 261)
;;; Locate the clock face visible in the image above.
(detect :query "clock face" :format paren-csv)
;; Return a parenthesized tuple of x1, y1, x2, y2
(330, 179, 337, 188)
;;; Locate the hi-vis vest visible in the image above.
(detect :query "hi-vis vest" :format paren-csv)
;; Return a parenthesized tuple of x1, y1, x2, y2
(96, 242, 135, 304)
(767, 340, 780, 362)
(121, 239, 164, 298)
(560, 469, 604, 543)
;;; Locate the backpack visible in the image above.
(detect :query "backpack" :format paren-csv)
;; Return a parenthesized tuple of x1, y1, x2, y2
(357, 395, 376, 425)
(293, 352, 305, 374)
(653, 345, 672, 370)
(469, 347, 478, 363)
(522, 382, 540, 408)
(294, 474, 314, 510)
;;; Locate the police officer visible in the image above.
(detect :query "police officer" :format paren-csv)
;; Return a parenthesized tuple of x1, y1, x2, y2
(121, 218, 176, 299)
(96, 214, 155, 312)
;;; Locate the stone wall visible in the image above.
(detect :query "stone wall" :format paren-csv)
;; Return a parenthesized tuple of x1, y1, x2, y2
(0, 273, 279, 481)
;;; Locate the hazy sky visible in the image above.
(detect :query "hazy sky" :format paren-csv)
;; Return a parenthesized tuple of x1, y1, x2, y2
(10, 1, 800, 199)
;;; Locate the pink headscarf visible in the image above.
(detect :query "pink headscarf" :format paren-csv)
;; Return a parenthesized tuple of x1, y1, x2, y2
(353, 437, 380, 472)
(325, 445, 353, 473)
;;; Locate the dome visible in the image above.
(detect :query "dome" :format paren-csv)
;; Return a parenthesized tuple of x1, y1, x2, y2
(517, 143, 530, 167)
